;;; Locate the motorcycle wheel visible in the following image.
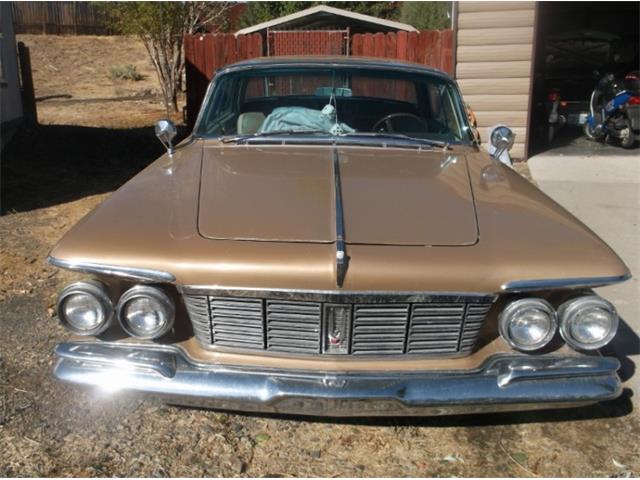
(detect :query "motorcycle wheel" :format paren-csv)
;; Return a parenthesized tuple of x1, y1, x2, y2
(583, 122, 599, 141)
(620, 118, 635, 149)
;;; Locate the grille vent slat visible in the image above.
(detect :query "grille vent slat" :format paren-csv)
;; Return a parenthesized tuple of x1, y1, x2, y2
(407, 303, 465, 355)
(266, 301, 321, 354)
(183, 294, 492, 357)
(210, 297, 264, 350)
(183, 295, 213, 343)
(352, 304, 409, 355)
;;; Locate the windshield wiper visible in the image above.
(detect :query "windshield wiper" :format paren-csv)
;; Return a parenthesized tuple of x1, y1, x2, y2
(221, 129, 328, 144)
(341, 132, 450, 149)
(221, 129, 451, 149)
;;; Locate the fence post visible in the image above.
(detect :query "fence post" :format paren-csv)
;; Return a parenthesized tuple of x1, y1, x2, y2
(17, 42, 38, 127)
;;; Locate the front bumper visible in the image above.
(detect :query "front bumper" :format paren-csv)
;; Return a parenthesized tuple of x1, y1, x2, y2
(54, 342, 622, 417)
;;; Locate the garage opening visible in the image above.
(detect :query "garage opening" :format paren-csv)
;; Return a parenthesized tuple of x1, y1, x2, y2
(528, 1, 640, 156)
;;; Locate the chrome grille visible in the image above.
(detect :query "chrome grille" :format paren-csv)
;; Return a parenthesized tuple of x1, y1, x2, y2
(183, 295, 212, 343)
(461, 303, 492, 351)
(266, 301, 321, 354)
(210, 297, 264, 350)
(352, 305, 409, 355)
(183, 292, 494, 357)
(408, 304, 466, 354)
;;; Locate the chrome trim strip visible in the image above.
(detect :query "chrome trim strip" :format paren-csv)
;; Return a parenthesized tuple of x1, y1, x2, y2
(54, 341, 622, 417)
(178, 285, 497, 304)
(57, 342, 177, 378)
(47, 256, 175, 283)
(501, 273, 632, 292)
(332, 148, 348, 287)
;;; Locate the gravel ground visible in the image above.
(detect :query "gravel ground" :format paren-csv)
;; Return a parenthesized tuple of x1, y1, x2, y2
(1, 35, 638, 477)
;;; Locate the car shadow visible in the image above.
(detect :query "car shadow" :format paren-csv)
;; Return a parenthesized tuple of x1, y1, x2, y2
(605, 317, 639, 383)
(1, 123, 188, 214)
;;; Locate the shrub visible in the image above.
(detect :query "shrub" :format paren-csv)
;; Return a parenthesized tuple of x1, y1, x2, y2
(109, 64, 143, 81)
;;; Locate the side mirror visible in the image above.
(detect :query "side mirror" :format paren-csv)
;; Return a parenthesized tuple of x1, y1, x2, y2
(489, 125, 515, 162)
(155, 119, 177, 156)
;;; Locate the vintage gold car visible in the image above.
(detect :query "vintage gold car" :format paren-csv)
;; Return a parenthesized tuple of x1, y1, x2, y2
(48, 57, 631, 416)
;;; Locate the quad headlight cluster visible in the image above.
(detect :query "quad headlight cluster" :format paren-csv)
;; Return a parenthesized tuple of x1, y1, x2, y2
(57, 281, 114, 336)
(56, 282, 174, 339)
(499, 295, 618, 352)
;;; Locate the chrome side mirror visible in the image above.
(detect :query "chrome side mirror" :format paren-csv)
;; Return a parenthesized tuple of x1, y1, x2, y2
(489, 125, 515, 161)
(155, 119, 177, 156)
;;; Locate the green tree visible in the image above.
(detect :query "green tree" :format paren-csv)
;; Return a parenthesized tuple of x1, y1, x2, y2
(239, 2, 401, 29)
(399, 2, 452, 30)
(102, 2, 233, 114)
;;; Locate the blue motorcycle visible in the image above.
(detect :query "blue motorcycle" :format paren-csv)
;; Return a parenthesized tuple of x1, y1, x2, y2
(584, 71, 640, 149)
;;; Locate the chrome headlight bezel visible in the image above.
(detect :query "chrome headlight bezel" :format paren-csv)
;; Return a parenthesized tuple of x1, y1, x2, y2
(558, 295, 618, 350)
(498, 298, 558, 352)
(116, 285, 175, 339)
(57, 281, 114, 336)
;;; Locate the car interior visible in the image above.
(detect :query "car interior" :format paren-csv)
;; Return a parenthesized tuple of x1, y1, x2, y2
(199, 69, 466, 142)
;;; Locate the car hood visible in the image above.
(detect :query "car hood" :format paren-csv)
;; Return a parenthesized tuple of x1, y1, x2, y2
(198, 146, 478, 246)
(49, 141, 630, 292)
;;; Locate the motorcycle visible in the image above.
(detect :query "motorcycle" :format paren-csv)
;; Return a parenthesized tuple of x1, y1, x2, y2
(545, 88, 565, 144)
(584, 71, 640, 149)
(545, 88, 590, 144)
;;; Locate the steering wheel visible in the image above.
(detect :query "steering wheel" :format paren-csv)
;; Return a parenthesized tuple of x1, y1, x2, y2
(372, 113, 430, 133)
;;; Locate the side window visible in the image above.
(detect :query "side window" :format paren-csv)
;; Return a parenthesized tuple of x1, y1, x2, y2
(202, 78, 238, 135)
(427, 83, 462, 139)
(216, 80, 235, 116)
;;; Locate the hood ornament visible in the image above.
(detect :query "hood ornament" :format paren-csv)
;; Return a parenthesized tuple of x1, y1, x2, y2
(323, 304, 351, 354)
(332, 149, 348, 287)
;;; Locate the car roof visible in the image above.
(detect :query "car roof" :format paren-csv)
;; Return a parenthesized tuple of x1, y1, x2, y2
(219, 56, 452, 81)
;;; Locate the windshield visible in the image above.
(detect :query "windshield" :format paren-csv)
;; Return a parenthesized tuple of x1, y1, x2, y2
(196, 66, 473, 144)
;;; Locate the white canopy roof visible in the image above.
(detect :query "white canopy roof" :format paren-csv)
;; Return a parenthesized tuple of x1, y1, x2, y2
(236, 5, 417, 36)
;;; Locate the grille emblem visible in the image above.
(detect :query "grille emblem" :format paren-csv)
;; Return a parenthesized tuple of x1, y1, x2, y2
(323, 304, 351, 354)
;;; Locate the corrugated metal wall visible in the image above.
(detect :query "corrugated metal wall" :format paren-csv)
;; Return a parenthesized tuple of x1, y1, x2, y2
(455, 1, 536, 159)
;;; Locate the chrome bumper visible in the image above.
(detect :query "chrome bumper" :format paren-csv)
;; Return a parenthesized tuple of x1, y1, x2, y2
(54, 342, 622, 417)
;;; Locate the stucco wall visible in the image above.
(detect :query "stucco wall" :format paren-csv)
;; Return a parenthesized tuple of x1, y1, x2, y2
(455, 1, 536, 159)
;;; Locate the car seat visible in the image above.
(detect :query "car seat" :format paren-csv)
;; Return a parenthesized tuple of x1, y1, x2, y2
(237, 112, 265, 134)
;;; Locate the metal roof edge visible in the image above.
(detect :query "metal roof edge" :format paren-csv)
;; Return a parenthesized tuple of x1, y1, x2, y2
(235, 5, 418, 36)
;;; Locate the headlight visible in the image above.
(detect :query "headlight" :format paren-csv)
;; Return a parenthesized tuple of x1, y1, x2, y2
(498, 298, 557, 351)
(117, 285, 174, 339)
(57, 281, 113, 335)
(558, 295, 618, 350)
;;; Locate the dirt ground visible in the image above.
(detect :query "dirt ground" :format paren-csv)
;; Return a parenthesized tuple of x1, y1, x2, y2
(1, 35, 639, 477)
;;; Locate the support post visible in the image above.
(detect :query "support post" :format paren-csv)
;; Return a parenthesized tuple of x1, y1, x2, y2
(17, 42, 38, 127)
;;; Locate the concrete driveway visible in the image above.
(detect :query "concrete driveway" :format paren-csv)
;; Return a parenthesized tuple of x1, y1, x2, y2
(528, 148, 640, 398)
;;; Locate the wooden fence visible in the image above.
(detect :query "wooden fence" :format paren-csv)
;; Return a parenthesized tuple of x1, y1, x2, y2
(12, 2, 111, 35)
(352, 30, 453, 75)
(184, 34, 263, 128)
(184, 29, 454, 128)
